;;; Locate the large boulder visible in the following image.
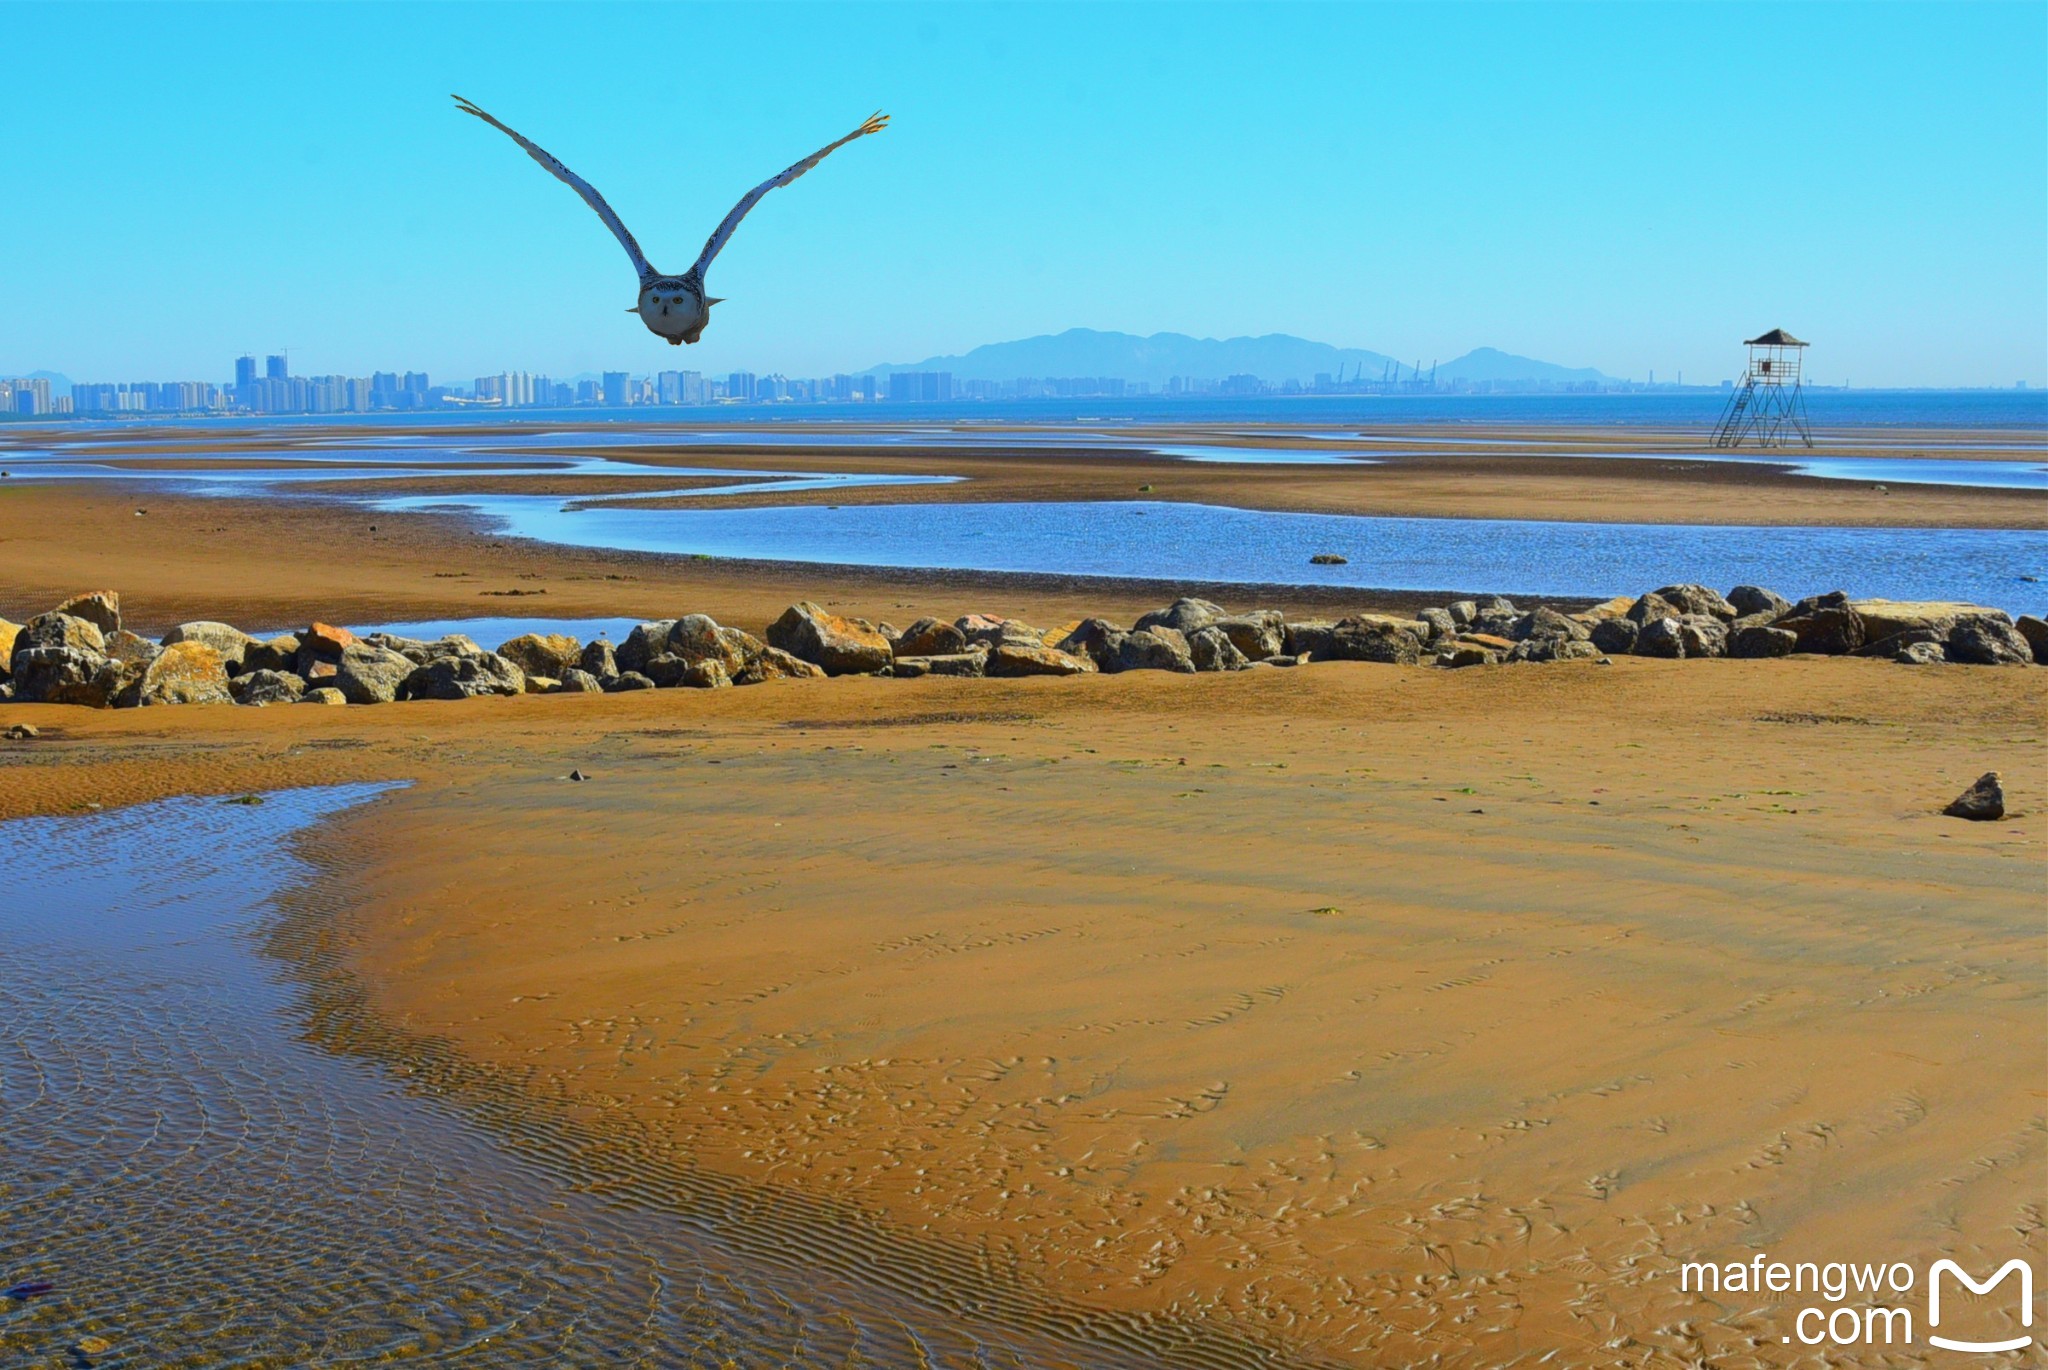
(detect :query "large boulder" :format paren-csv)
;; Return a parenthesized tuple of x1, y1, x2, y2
(401, 651, 527, 700)
(1507, 636, 1600, 663)
(956, 614, 1046, 649)
(556, 668, 604, 694)
(1134, 598, 1225, 635)
(615, 620, 679, 677)
(1589, 618, 1639, 654)
(1677, 615, 1729, 659)
(1946, 614, 2035, 666)
(1634, 617, 1687, 658)
(604, 671, 656, 693)
(1282, 621, 1335, 658)
(1322, 618, 1423, 665)
(1850, 599, 2005, 643)
(1727, 585, 1791, 619)
(11, 646, 123, 707)
(104, 630, 162, 666)
(894, 617, 969, 657)
(579, 639, 619, 681)
(1728, 624, 1798, 658)
(1653, 584, 1737, 620)
(986, 643, 1096, 677)
(890, 653, 988, 679)
(1107, 627, 1196, 674)
(20, 612, 107, 659)
(1054, 618, 1126, 668)
(0, 619, 17, 679)
(302, 621, 360, 656)
(1213, 611, 1286, 660)
(136, 641, 231, 706)
(162, 621, 256, 672)
(1510, 607, 1590, 643)
(1778, 605, 1865, 655)
(734, 645, 828, 684)
(241, 634, 299, 675)
(496, 632, 582, 679)
(1187, 627, 1251, 672)
(767, 602, 892, 676)
(54, 591, 120, 636)
(300, 687, 347, 706)
(1414, 607, 1458, 643)
(232, 669, 307, 706)
(2013, 614, 2047, 664)
(1575, 595, 1636, 623)
(666, 615, 758, 675)
(1625, 592, 1682, 626)
(333, 643, 420, 705)
(1445, 600, 1479, 626)
(1855, 626, 1946, 660)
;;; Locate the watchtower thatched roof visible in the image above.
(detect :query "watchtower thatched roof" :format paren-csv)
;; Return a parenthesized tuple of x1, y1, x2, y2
(1745, 328, 1807, 347)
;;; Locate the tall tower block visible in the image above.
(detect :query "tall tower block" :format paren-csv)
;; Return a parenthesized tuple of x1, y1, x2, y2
(1711, 329, 1812, 448)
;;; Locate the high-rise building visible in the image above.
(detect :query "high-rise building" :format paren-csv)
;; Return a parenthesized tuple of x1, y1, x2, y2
(266, 354, 288, 381)
(601, 371, 629, 407)
(727, 371, 756, 402)
(235, 355, 257, 392)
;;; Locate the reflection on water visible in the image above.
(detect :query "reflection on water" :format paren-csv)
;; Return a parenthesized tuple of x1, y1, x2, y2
(0, 787, 1287, 1368)
(429, 496, 2048, 617)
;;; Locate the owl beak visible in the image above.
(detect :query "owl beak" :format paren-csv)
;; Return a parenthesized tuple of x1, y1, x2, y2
(707, 298, 725, 306)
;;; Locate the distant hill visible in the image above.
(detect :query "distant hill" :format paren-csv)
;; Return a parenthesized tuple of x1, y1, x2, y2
(860, 329, 1607, 387)
(1433, 347, 1607, 385)
(2, 369, 72, 395)
(861, 329, 1402, 386)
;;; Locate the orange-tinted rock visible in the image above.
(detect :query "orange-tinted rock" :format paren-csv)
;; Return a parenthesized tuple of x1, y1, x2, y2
(303, 621, 360, 656)
(137, 641, 232, 706)
(54, 590, 120, 635)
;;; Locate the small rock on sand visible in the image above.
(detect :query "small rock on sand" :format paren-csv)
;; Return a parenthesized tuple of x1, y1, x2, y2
(1942, 772, 2005, 821)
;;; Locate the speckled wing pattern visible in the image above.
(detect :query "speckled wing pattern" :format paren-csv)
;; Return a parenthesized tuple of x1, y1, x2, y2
(689, 112, 889, 280)
(453, 95, 657, 284)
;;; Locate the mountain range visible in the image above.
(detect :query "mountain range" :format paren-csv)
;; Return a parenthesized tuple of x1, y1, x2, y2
(860, 329, 1610, 386)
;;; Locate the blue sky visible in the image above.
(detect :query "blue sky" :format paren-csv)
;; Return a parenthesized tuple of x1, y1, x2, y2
(4, 1, 2042, 387)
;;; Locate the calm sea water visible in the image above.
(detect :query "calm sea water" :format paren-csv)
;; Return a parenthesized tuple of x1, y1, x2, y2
(10, 388, 2045, 433)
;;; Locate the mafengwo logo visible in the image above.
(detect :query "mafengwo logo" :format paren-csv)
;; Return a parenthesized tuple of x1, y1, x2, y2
(1679, 1255, 2036, 1352)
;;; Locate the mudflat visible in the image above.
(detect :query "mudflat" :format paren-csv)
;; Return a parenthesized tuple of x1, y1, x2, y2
(6, 656, 2041, 1365)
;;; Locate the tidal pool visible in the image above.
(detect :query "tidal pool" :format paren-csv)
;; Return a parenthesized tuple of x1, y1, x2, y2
(0, 786, 1282, 1368)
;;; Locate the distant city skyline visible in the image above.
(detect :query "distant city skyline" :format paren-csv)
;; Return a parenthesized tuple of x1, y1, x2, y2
(2, 3, 2042, 388)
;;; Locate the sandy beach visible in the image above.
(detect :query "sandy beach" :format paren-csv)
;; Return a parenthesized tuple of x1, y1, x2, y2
(3, 429, 2044, 1365)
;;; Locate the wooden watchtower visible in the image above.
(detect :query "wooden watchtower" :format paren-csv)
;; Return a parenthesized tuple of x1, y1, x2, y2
(1711, 328, 1813, 448)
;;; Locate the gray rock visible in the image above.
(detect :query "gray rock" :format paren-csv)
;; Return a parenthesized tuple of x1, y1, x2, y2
(300, 686, 348, 706)
(1054, 618, 1126, 668)
(986, 644, 1095, 677)
(1107, 627, 1196, 673)
(889, 652, 987, 679)
(1728, 585, 1791, 619)
(241, 634, 299, 674)
(1510, 606, 1590, 642)
(1896, 641, 1948, 666)
(53, 591, 121, 636)
(1322, 619, 1423, 665)
(895, 617, 969, 657)
(1946, 614, 2035, 666)
(1282, 621, 1336, 657)
(603, 671, 657, 692)
(18, 612, 107, 659)
(11, 646, 122, 706)
(1777, 605, 1865, 655)
(1855, 626, 1946, 659)
(1446, 600, 1478, 626)
(1508, 637, 1600, 663)
(362, 631, 427, 660)
(1187, 627, 1251, 671)
(1415, 607, 1457, 643)
(579, 639, 619, 680)
(1653, 584, 1737, 620)
(232, 669, 307, 706)
(733, 646, 828, 684)
(615, 620, 678, 677)
(1728, 625, 1798, 658)
(160, 621, 256, 671)
(556, 668, 603, 692)
(767, 601, 892, 675)
(2012, 614, 2047, 664)
(1210, 611, 1285, 660)
(1634, 616, 1687, 658)
(1625, 592, 1682, 627)
(1677, 615, 1729, 659)
(333, 643, 421, 704)
(683, 659, 731, 689)
(666, 615, 756, 675)
(1134, 598, 1225, 635)
(401, 651, 527, 700)
(1475, 595, 1518, 616)
(1942, 772, 2004, 821)
(1435, 643, 1499, 668)
(1589, 618, 1639, 654)
(104, 630, 162, 666)
(954, 614, 1047, 649)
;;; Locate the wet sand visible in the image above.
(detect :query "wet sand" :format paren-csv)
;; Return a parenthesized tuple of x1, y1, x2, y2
(5, 659, 2042, 1366)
